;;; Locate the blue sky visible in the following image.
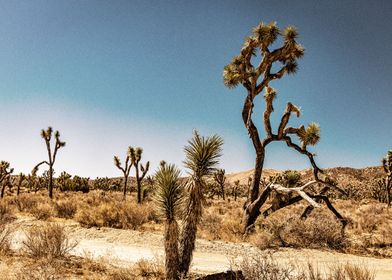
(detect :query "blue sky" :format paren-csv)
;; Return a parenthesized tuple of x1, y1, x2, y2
(0, 0, 391, 177)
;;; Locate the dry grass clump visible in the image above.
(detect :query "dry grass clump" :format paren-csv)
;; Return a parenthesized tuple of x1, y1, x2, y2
(54, 198, 77, 219)
(75, 199, 158, 229)
(0, 200, 15, 223)
(30, 202, 54, 220)
(22, 223, 77, 259)
(253, 209, 346, 250)
(336, 200, 392, 256)
(236, 252, 375, 280)
(198, 199, 243, 242)
(0, 224, 13, 255)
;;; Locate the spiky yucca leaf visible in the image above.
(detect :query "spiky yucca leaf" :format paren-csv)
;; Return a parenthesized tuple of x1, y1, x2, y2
(223, 64, 242, 88)
(113, 156, 121, 168)
(155, 163, 183, 220)
(283, 26, 298, 41)
(286, 61, 298, 75)
(183, 130, 223, 178)
(298, 122, 320, 147)
(253, 21, 279, 47)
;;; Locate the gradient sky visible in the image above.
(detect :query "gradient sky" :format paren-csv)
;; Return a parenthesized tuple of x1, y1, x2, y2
(0, 0, 391, 177)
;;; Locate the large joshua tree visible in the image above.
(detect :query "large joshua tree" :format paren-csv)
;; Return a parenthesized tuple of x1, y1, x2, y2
(34, 127, 66, 199)
(223, 22, 346, 232)
(382, 150, 392, 207)
(155, 161, 183, 280)
(129, 147, 150, 204)
(179, 130, 223, 276)
(114, 147, 133, 198)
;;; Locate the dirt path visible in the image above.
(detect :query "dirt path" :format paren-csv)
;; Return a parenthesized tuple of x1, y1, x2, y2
(10, 217, 392, 279)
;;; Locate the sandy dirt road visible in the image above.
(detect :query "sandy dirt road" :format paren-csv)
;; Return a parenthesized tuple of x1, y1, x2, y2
(10, 217, 392, 279)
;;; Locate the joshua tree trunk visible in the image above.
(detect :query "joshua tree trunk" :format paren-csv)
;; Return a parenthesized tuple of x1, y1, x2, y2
(386, 177, 391, 207)
(49, 165, 53, 199)
(179, 181, 203, 276)
(123, 176, 128, 197)
(136, 167, 142, 203)
(165, 220, 180, 280)
(0, 162, 14, 199)
(382, 151, 392, 207)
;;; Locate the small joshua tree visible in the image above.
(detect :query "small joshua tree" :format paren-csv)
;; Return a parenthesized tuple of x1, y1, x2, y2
(114, 147, 133, 198)
(213, 169, 226, 200)
(129, 147, 150, 204)
(57, 171, 72, 191)
(233, 180, 240, 201)
(34, 127, 66, 199)
(155, 161, 183, 280)
(0, 161, 13, 198)
(17, 173, 26, 196)
(223, 21, 346, 232)
(179, 130, 223, 276)
(382, 150, 392, 207)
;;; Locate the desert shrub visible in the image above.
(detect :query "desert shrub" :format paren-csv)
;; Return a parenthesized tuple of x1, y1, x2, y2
(12, 193, 40, 212)
(0, 200, 15, 224)
(236, 252, 375, 280)
(237, 252, 294, 280)
(257, 211, 346, 250)
(54, 199, 77, 219)
(30, 202, 54, 220)
(200, 211, 222, 240)
(75, 200, 158, 229)
(0, 224, 13, 255)
(132, 258, 165, 279)
(22, 224, 77, 259)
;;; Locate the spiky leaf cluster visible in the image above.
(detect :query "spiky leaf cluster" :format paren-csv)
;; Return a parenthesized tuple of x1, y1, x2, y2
(155, 163, 183, 221)
(41, 127, 66, 147)
(298, 122, 320, 147)
(183, 130, 223, 178)
(283, 170, 301, 187)
(223, 22, 304, 88)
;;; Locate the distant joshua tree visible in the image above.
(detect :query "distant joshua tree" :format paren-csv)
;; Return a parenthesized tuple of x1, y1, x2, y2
(57, 171, 72, 192)
(382, 150, 392, 207)
(17, 173, 26, 196)
(34, 127, 66, 199)
(129, 147, 150, 204)
(179, 130, 223, 276)
(233, 180, 240, 201)
(0, 161, 13, 198)
(155, 161, 183, 280)
(114, 147, 133, 198)
(223, 22, 346, 232)
(213, 169, 226, 200)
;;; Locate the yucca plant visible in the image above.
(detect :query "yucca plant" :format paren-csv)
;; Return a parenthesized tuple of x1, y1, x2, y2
(155, 161, 183, 280)
(114, 146, 133, 198)
(129, 147, 150, 203)
(34, 127, 66, 199)
(223, 21, 346, 231)
(179, 130, 223, 275)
